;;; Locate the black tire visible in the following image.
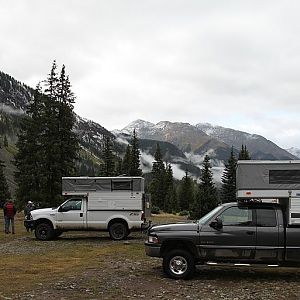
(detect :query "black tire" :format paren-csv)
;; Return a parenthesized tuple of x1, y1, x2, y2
(35, 223, 54, 241)
(109, 222, 128, 240)
(163, 249, 195, 279)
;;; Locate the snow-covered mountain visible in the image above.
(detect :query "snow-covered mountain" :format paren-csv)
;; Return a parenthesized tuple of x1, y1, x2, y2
(119, 120, 296, 161)
(118, 120, 233, 160)
(196, 122, 295, 160)
(113, 119, 298, 181)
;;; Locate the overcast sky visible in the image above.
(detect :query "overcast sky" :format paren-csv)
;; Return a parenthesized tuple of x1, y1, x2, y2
(1, 0, 300, 149)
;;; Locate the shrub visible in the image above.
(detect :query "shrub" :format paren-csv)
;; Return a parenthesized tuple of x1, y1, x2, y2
(151, 206, 160, 214)
(179, 210, 190, 216)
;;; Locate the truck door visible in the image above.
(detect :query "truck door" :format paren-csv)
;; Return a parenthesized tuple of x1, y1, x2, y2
(56, 198, 85, 229)
(200, 205, 256, 261)
(255, 207, 282, 263)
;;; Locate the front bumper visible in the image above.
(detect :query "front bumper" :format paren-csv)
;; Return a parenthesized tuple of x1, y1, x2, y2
(24, 220, 35, 230)
(145, 242, 161, 257)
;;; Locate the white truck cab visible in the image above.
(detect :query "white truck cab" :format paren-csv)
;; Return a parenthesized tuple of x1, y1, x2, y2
(26, 177, 149, 240)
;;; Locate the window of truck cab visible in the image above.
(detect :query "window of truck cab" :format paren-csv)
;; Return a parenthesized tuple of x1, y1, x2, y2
(256, 208, 277, 227)
(61, 199, 82, 211)
(217, 206, 254, 226)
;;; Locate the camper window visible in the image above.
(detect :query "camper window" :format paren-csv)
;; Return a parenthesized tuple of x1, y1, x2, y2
(112, 181, 132, 191)
(269, 170, 300, 184)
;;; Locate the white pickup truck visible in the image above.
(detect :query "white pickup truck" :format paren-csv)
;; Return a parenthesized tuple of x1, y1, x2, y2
(25, 176, 149, 240)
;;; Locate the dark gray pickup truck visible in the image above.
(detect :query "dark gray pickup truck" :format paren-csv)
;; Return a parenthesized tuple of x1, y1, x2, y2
(145, 202, 300, 279)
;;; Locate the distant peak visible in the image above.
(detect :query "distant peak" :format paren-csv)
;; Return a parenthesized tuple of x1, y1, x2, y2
(122, 119, 155, 132)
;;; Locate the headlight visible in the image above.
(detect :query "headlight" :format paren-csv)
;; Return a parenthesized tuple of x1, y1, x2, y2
(148, 235, 159, 244)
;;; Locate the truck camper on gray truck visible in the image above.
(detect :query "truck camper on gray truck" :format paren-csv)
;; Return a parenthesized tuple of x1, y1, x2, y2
(145, 160, 300, 279)
(25, 176, 150, 241)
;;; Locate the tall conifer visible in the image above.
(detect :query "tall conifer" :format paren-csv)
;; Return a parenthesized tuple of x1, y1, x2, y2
(0, 159, 11, 208)
(178, 170, 195, 211)
(192, 155, 218, 218)
(129, 129, 142, 176)
(101, 136, 115, 176)
(221, 147, 237, 203)
(149, 143, 166, 209)
(15, 62, 79, 207)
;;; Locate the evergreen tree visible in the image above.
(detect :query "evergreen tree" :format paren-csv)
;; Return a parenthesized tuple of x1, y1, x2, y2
(239, 144, 251, 160)
(0, 159, 11, 208)
(122, 145, 132, 175)
(15, 62, 79, 208)
(56, 65, 79, 177)
(149, 143, 166, 209)
(129, 129, 142, 176)
(15, 85, 45, 207)
(115, 156, 123, 176)
(101, 136, 115, 176)
(192, 155, 218, 218)
(177, 170, 195, 211)
(164, 164, 177, 212)
(221, 147, 237, 203)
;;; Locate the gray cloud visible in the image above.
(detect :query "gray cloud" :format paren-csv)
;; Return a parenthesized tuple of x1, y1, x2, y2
(1, 0, 300, 148)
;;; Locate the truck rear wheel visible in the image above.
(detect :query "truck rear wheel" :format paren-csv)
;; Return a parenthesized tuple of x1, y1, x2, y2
(109, 222, 128, 240)
(35, 223, 54, 241)
(163, 249, 195, 279)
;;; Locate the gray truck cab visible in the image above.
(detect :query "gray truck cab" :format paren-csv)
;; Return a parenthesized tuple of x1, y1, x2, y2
(145, 201, 296, 279)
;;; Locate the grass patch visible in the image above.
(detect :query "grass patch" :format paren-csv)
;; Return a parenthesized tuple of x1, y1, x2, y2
(150, 213, 188, 224)
(0, 240, 145, 296)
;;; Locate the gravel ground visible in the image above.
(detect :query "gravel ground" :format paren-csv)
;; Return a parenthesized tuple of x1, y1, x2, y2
(2, 231, 300, 300)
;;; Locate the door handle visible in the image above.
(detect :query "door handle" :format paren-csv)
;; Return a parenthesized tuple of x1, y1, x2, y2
(246, 231, 254, 235)
(80, 213, 83, 217)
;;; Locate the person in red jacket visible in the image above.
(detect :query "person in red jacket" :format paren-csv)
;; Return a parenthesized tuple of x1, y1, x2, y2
(3, 199, 16, 234)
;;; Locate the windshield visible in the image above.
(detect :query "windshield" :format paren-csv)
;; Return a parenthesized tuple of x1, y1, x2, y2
(198, 205, 223, 225)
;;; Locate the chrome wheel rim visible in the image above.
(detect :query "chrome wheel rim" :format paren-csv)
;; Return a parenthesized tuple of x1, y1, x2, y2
(169, 256, 188, 275)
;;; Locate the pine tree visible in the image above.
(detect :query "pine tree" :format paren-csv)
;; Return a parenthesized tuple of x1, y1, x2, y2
(239, 144, 251, 160)
(149, 143, 166, 209)
(192, 155, 218, 218)
(101, 136, 115, 176)
(164, 164, 177, 212)
(15, 85, 45, 207)
(56, 65, 79, 177)
(221, 147, 237, 203)
(178, 170, 195, 211)
(0, 159, 11, 208)
(15, 62, 79, 208)
(122, 145, 132, 175)
(129, 129, 142, 176)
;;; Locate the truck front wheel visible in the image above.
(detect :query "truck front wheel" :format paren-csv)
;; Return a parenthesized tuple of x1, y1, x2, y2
(163, 249, 195, 279)
(35, 223, 54, 241)
(109, 222, 128, 240)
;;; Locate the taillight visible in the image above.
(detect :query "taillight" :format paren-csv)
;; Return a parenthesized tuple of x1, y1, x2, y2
(141, 211, 145, 221)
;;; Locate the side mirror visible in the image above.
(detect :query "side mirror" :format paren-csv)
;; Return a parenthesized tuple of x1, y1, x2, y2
(210, 217, 223, 230)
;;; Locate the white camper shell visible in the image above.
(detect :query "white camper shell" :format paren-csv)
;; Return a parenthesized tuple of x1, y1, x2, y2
(236, 160, 300, 225)
(26, 176, 148, 241)
(62, 176, 145, 211)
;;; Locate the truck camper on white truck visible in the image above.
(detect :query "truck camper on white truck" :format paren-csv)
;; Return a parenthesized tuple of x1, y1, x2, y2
(25, 176, 150, 241)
